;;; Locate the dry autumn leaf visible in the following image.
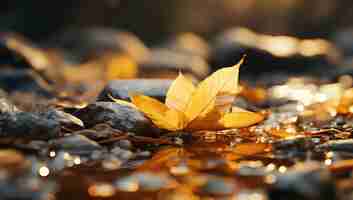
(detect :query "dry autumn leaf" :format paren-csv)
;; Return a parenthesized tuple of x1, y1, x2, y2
(130, 94, 186, 131)
(112, 57, 264, 131)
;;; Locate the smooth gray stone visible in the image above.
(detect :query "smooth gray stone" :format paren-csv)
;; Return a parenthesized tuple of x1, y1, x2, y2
(316, 139, 353, 152)
(97, 79, 172, 102)
(76, 102, 160, 135)
(50, 134, 102, 154)
(0, 112, 60, 140)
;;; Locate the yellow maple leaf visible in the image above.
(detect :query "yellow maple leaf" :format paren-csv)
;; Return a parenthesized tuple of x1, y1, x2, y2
(130, 94, 186, 131)
(112, 57, 264, 131)
(165, 72, 196, 112)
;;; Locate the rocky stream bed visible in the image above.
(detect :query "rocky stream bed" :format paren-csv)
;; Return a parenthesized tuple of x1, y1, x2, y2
(1, 27, 353, 200)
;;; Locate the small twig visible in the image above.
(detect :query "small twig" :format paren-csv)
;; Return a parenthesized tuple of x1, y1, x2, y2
(98, 135, 129, 144)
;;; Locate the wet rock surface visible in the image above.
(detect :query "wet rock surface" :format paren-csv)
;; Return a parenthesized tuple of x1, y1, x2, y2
(1, 27, 353, 200)
(75, 102, 159, 135)
(269, 163, 336, 200)
(115, 172, 176, 192)
(316, 139, 353, 152)
(0, 111, 60, 140)
(40, 109, 84, 128)
(210, 27, 342, 84)
(49, 134, 102, 155)
(198, 176, 236, 196)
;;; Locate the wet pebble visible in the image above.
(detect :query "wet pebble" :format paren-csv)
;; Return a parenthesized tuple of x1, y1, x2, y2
(2, 178, 54, 200)
(110, 147, 134, 160)
(49, 134, 102, 155)
(115, 172, 176, 192)
(91, 150, 104, 161)
(76, 102, 160, 136)
(114, 139, 133, 150)
(14, 140, 49, 155)
(97, 79, 172, 102)
(0, 177, 55, 200)
(273, 136, 317, 151)
(135, 151, 151, 158)
(0, 111, 60, 140)
(316, 139, 353, 153)
(74, 126, 119, 141)
(87, 183, 115, 198)
(272, 136, 321, 160)
(102, 156, 122, 170)
(268, 162, 335, 200)
(236, 164, 267, 178)
(198, 176, 236, 196)
(48, 151, 75, 171)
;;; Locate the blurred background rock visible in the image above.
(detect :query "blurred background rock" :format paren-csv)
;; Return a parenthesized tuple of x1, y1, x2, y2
(1, 0, 353, 43)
